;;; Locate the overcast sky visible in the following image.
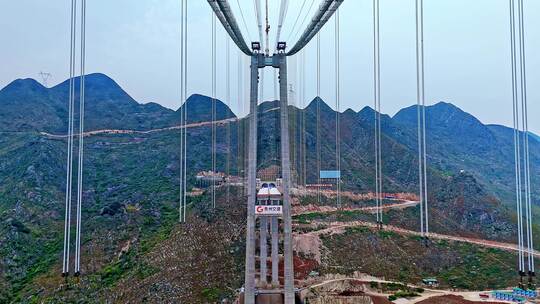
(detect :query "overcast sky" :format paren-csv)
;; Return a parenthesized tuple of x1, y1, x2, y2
(1, 0, 539, 132)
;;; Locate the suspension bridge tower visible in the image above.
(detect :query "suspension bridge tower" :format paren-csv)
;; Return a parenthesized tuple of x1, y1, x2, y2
(242, 42, 296, 304)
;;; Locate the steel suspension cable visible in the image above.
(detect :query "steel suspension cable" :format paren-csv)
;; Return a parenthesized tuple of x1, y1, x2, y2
(274, 70, 278, 101)
(264, 0, 270, 55)
(316, 33, 321, 204)
(254, 0, 264, 45)
(290, 57, 297, 184)
(179, 0, 185, 223)
(415, 0, 426, 239)
(335, 9, 341, 209)
(301, 50, 307, 186)
(510, 0, 525, 275)
(517, 0, 534, 275)
(237, 49, 244, 190)
(420, 0, 429, 236)
(183, 0, 189, 222)
(285, 0, 309, 42)
(62, 0, 77, 276)
(373, 0, 382, 226)
(275, 0, 290, 47)
(235, 0, 252, 42)
(74, 0, 86, 276)
(289, 0, 316, 44)
(212, 13, 217, 209)
(226, 38, 231, 204)
(179, 0, 189, 223)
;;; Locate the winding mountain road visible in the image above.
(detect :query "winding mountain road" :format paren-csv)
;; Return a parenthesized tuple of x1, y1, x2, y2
(39, 117, 237, 138)
(299, 220, 540, 258)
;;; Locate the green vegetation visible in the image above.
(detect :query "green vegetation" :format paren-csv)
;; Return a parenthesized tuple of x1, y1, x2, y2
(201, 287, 221, 302)
(321, 227, 534, 290)
(2, 74, 540, 302)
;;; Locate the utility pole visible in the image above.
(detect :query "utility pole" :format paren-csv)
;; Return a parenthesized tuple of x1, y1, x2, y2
(38, 71, 52, 87)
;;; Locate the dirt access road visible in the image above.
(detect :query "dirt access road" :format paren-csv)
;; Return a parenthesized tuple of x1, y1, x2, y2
(304, 277, 512, 304)
(293, 200, 419, 216)
(299, 220, 540, 258)
(40, 118, 237, 138)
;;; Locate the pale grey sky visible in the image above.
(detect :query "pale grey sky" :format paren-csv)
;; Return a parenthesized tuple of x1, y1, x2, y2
(0, 1, 539, 132)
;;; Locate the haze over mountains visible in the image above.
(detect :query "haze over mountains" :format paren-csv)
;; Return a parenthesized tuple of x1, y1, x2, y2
(0, 73, 539, 302)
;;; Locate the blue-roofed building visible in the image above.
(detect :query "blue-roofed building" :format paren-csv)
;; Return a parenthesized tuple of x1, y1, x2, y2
(319, 170, 341, 179)
(492, 291, 526, 303)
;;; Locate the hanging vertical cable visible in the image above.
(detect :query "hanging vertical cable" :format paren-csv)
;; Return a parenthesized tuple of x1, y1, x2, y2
(275, 0, 290, 49)
(373, 0, 383, 228)
(74, 0, 86, 276)
(62, 0, 86, 276)
(289, 0, 317, 44)
(274, 71, 278, 101)
(286, 0, 308, 42)
(226, 38, 231, 204)
(179, 0, 189, 222)
(510, 0, 525, 278)
(415, 0, 428, 240)
(517, 0, 534, 280)
(183, 0, 189, 222)
(301, 50, 307, 186)
(289, 58, 296, 184)
(62, 0, 77, 277)
(212, 13, 217, 209)
(236, 0, 252, 42)
(316, 33, 321, 204)
(179, 0, 185, 223)
(335, 9, 341, 209)
(509, 0, 534, 282)
(421, 0, 429, 237)
(264, 0, 270, 55)
(254, 0, 264, 47)
(237, 49, 244, 192)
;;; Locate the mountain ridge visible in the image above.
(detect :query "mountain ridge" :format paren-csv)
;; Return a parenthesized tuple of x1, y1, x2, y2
(1, 73, 539, 302)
